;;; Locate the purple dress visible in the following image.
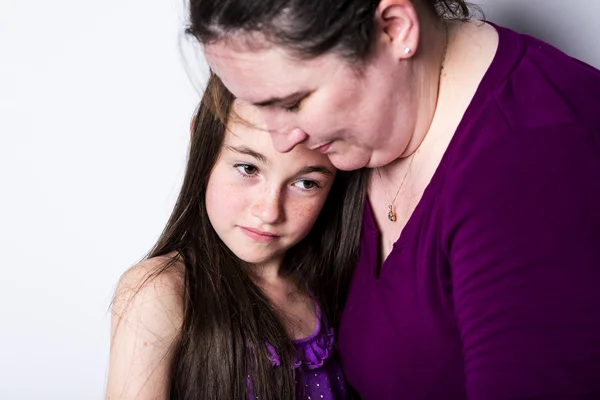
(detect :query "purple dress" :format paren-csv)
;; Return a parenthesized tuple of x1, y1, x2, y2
(338, 22, 600, 399)
(251, 302, 347, 400)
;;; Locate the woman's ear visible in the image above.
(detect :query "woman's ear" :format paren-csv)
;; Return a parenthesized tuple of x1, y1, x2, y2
(375, 0, 420, 59)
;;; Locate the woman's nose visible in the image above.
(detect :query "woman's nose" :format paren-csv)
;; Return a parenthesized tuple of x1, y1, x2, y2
(270, 128, 309, 153)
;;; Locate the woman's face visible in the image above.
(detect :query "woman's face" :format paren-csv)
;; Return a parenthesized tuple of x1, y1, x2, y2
(205, 102, 336, 269)
(204, 38, 416, 171)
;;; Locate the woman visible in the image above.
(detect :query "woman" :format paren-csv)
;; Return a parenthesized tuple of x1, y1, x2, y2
(105, 75, 367, 400)
(187, 0, 600, 399)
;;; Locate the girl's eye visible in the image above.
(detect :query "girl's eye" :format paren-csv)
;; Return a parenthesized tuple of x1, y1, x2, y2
(294, 180, 320, 190)
(234, 163, 258, 176)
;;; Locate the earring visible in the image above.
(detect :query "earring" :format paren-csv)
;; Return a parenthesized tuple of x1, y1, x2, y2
(404, 47, 411, 55)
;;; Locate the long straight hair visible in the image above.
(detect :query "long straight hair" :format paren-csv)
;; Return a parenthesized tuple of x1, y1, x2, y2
(145, 73, 369, 400)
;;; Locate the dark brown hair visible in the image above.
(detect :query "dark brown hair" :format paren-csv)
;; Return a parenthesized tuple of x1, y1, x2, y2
(145, 73, 368, 399)
(186, 0, 473, 61)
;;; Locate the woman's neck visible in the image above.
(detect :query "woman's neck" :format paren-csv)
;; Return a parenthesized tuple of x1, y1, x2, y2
(400, 18, 451, 160)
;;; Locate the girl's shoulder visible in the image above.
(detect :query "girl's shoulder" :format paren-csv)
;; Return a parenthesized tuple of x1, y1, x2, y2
(106, 253, 185, 400)
(113, 252, 185, 322)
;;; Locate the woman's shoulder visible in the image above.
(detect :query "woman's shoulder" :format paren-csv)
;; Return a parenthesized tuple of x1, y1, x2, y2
(444, 121, 599, 191)
(485, 21, 600, 130)
(438, 121, 600, 243)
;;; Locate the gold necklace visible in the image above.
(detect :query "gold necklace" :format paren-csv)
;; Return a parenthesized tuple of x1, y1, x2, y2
(375, 23, 449, 223)
(375, 152, 416, 222)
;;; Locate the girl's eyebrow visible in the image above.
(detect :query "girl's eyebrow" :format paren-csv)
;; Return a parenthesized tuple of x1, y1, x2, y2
(225, 145, 333, 176)
(297, 166, 334, 177)
(225, 145, 269, 164)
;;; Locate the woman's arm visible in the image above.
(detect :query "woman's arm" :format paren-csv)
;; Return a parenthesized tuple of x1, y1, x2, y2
(445, 125, 600, 399)
(105, 258, 183, 400)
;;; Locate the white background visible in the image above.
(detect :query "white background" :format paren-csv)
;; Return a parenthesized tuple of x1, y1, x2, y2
(1, 1, 598, 399)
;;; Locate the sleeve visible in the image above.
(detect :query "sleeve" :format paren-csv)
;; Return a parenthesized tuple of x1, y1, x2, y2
(444, 125, 600, 399)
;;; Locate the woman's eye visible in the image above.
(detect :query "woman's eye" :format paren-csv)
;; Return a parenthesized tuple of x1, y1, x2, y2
(294, 180, 319, 190)
(235, 164, 258, 176)
(282, 101, 301, 112)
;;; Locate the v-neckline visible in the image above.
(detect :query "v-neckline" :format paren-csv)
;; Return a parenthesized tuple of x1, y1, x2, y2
(364, 21, 521, 278)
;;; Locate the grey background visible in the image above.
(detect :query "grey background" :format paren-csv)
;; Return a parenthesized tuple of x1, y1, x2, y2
(474, 0, 600, 67)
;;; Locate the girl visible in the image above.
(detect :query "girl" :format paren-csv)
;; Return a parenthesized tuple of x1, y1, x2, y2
(105, 74, 367, 400)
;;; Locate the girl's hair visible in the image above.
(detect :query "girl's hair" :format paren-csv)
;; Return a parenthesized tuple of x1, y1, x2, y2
(146, 73, 369, 399)
(186, 0, 473, 61)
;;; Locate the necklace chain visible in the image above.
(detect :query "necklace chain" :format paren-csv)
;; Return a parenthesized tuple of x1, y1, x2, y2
(376, 153, 416, 222)
(375, 22, 449, 223)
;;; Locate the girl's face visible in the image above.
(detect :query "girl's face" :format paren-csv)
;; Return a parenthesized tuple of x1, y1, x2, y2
(205, 102, 336, 269)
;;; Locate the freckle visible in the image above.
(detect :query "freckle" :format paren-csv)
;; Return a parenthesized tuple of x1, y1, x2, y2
(291, 203, 317, 219)
(143, 341, 148, 346)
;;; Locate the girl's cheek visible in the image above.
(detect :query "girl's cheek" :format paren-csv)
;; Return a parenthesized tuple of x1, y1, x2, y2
(289, 199, 324, 229)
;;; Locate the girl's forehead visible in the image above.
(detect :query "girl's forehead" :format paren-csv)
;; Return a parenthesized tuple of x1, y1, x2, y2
(231, 98, 266, 126)
(223, 122, 333, 170)
(225, 101, 270, 146)
(224, 99, 333, 169)
(224, 120, 271, 150)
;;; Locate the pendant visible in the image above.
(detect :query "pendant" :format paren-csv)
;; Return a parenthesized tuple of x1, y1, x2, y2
(387, 205, 397, 222)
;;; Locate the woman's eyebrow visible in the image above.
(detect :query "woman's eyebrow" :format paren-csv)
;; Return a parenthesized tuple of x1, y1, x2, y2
(252, 91, 309, 107)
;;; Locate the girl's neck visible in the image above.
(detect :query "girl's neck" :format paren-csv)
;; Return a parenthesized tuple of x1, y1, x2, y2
(247, 257, 315, 340)
(258, 274, 316, 341)
(248, 257, 284, 285)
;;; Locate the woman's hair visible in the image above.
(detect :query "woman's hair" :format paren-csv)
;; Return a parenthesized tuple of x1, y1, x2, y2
(145, 73, 369, 399)
(186, 0, 473, 61)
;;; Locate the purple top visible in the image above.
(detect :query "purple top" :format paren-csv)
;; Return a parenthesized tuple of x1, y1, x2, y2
(338, 23, 600, 399)
(250, 302, 346, 400)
